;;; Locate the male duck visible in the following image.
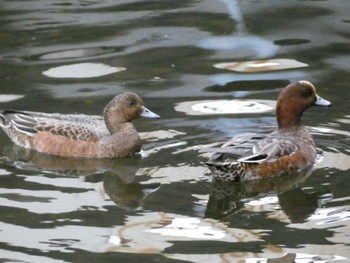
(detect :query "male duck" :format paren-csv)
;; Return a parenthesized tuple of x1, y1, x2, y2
(0, 92, 159, 158)
(205, 81, 331, 181)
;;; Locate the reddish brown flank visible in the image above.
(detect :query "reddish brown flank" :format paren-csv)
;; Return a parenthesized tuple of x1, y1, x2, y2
(0, 92, 159, 158)
(206, 81, 331, 181)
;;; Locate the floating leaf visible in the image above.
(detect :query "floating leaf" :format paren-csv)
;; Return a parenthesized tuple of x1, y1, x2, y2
(214, 59, 308, 73)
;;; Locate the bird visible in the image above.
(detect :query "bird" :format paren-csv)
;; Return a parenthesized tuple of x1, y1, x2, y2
(0, 92, 159, 158)
(205, 81, 331, 181)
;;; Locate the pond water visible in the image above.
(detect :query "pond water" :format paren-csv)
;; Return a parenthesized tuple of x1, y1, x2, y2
(0, 1, 350, 262)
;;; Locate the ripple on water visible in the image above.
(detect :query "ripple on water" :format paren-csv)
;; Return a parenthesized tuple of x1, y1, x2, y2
(37, 47, 119, 61)
(107, 212, 264, 253)
(274, 38, 311, 46)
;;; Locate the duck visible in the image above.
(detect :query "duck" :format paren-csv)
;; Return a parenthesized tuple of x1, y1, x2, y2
(0, 92, 160, 158)
(205, 81, 331, 181)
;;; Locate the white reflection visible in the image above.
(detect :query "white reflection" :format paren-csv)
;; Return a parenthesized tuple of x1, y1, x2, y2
(0, 221, 114, 253)
(197, 35, 278, 58)
(245, 196, 279, 210)
(246, 253, 348, 263)
(0, 248, 66, 263)
(175, 99, 275, 116)
(315, 151, 350, 171)
(0, 176, 109, 214)
(140, 141, 187, 158)
(0, 168, 11, 175)
(214, 59, 308, 73)
(0, 94, 24, 103)
(312, 126, 350, 137)
(140, 129, 186, 141)
(108, 235, 122, 245)
(192, 100, 274, 114)
(140, 165, 208, 184)
(146, 217, 225, 239)
(42, 63, 126, 78)
(196, 0, 278, 58)
(106, 212, 264, 254)
(288, 206, 350, 231)
(308, 207, 350, 226)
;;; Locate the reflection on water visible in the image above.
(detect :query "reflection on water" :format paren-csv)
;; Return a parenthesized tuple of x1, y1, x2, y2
(0, 94, 25, 103)
(1, 0, 350, 262)
(107, 212, 263, 252)
(3, 144, 142, 177)
(3, 144, 161, 211)
(213, 59, 308, 73)
(196, 0, 279, 58)
(175, 98, 275, 115)
(42, 62, 126, 78)
(103, 175, 160, 210)
(205, 168, 315, 221)
(37, 47, 119, 61)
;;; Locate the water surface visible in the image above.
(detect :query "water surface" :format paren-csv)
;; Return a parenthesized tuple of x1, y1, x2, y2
(0, 1, 349, 262)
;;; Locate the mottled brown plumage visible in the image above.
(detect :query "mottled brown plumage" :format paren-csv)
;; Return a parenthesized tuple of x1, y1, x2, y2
(0, 92, 159, 158)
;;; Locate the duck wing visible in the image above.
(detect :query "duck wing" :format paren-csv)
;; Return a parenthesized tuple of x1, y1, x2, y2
(0, 110, 107, 141)
(20, 110, 104, 123)
(207, 133, 299, 164)
(205, 133, 265, 159)
(238, 137, 299, 163)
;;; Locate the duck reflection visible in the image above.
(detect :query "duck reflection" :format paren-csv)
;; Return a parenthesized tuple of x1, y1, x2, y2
(3, 145, 160, 210)
(205, 167, 318, 222)
(103, 175, 159, 210)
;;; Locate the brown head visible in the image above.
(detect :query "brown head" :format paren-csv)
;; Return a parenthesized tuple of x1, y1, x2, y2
(276, 81, 331, 130)
(103, 92, 159, 133)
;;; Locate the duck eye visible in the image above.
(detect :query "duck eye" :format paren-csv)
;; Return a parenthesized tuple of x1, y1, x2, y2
(128, 101, 134, 106)
(301, 88, 310, 97)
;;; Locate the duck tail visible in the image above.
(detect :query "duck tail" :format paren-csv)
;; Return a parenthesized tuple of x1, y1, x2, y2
(205, 161, 244, 182)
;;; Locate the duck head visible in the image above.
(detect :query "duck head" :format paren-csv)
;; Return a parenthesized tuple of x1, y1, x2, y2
(276, 81, 331, 130)
(104, 92, 159, 133)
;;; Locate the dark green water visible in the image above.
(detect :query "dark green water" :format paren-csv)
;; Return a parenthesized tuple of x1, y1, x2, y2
(0, 1, 349, 262)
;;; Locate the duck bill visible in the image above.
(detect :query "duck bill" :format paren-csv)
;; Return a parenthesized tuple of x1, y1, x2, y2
(315, 95, 332, 107)
(141, 106, 160, 118)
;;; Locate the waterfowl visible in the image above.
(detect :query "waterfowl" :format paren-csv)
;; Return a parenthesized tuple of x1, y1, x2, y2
(0, 92, 159, 158)
(205, 81, 331, 181)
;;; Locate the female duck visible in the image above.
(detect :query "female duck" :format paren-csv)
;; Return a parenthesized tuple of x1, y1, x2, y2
(206, 81, 331, 181)
(0, 92, 159, 158)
